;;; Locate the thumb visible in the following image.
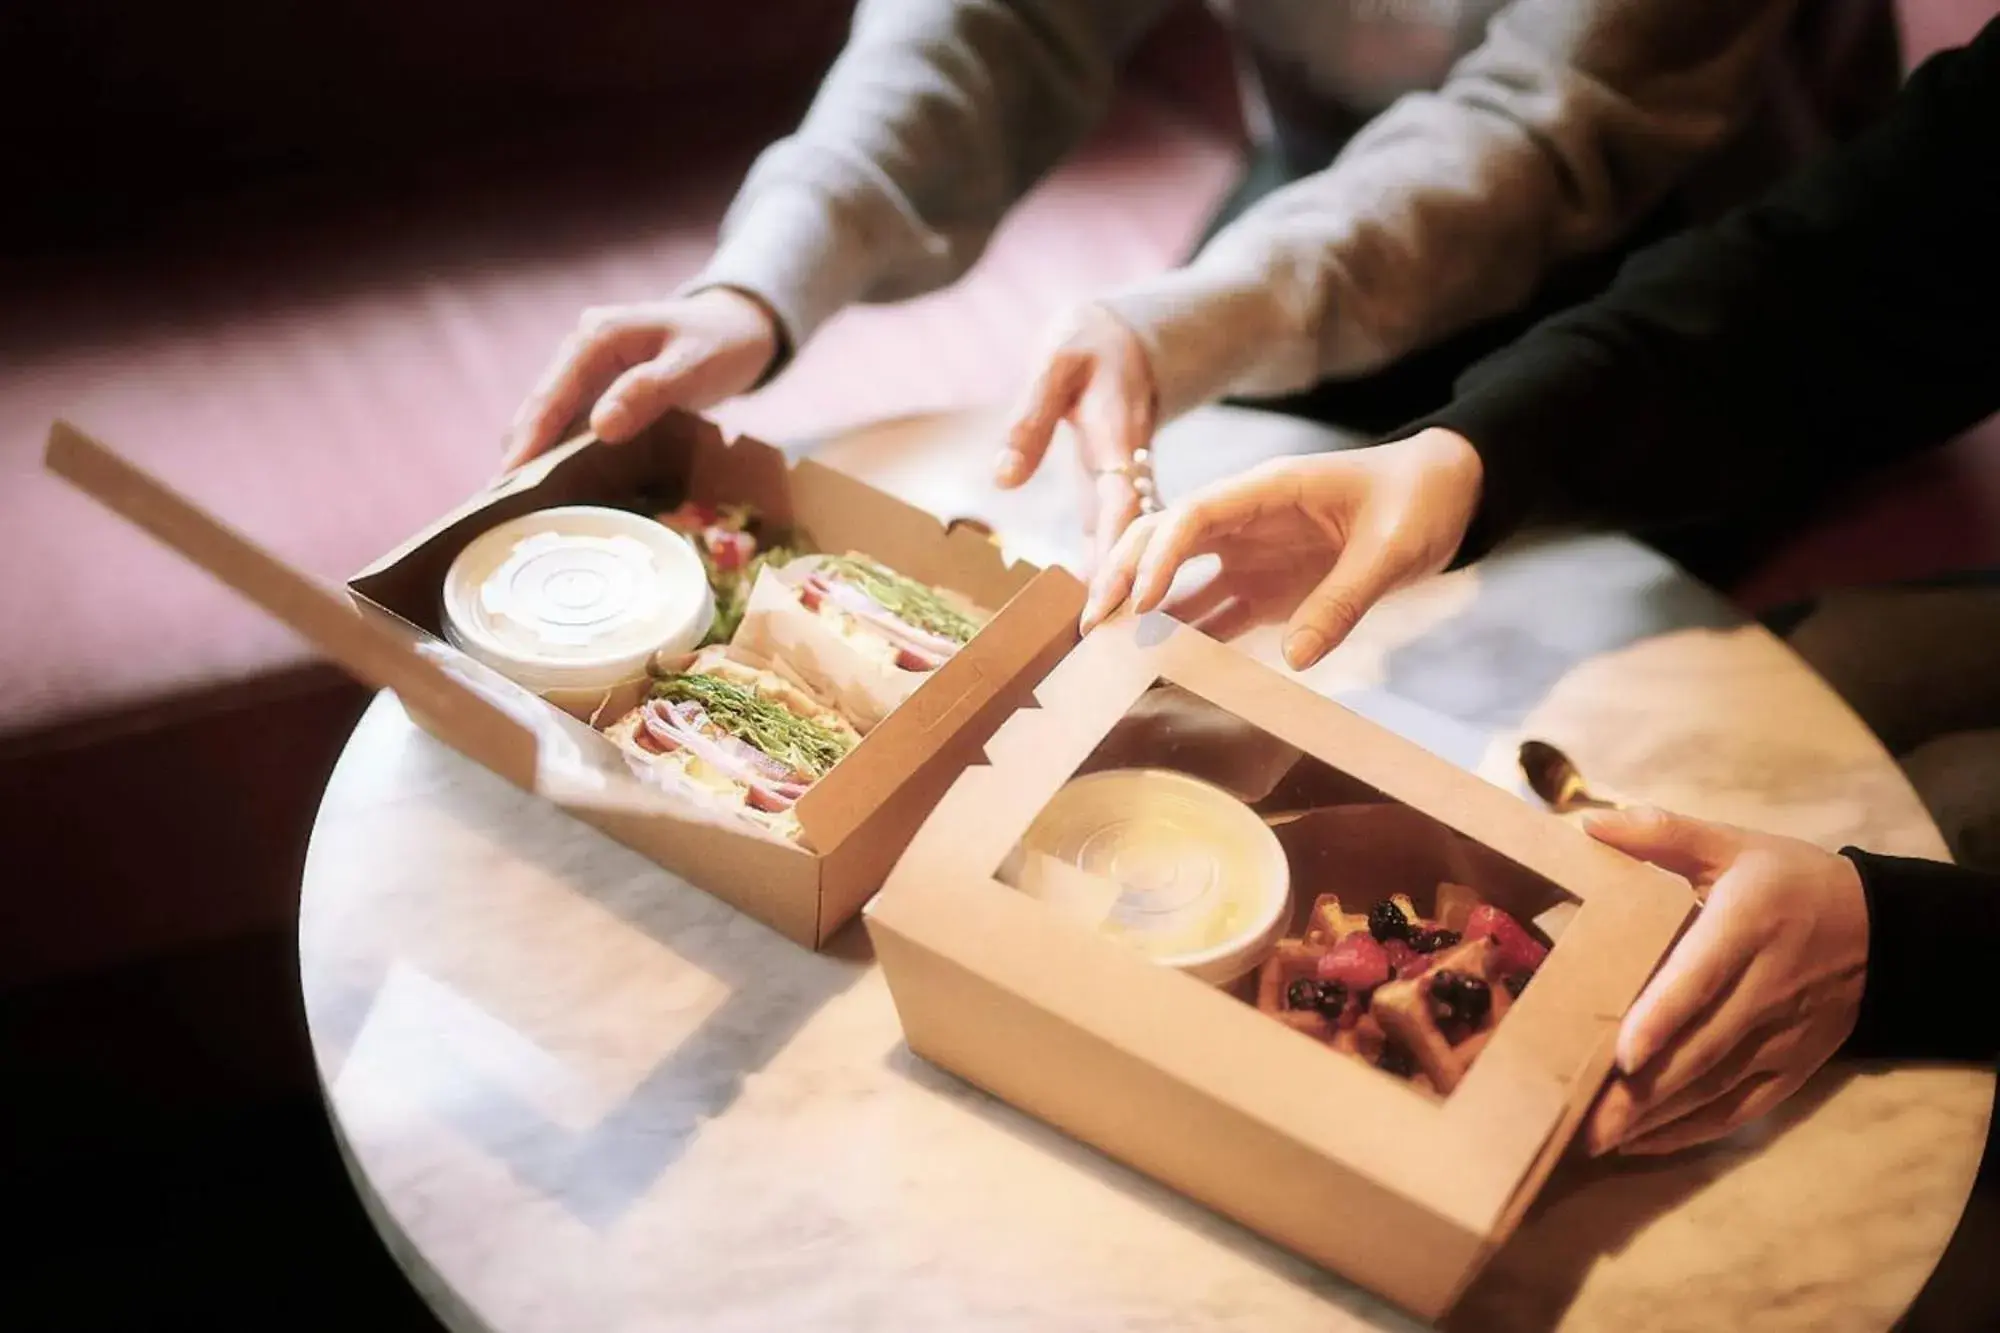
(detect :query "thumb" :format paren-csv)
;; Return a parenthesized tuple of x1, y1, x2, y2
(1583, 806, 1743, 883)
(1282, 530, 1401, 670)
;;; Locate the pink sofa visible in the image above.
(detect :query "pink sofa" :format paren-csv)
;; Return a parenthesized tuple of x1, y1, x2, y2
(0, 4, 1240, 1010)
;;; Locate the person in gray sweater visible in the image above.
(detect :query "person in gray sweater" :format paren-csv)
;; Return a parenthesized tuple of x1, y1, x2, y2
(505, 0, 1892, 564)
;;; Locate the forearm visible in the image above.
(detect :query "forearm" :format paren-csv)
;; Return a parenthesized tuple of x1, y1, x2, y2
(693, 0, 1166, 357)
(1415, 21, 2000, 563)
(1099, 0, 1792, 419)
(1843, 851, 2000, 1064)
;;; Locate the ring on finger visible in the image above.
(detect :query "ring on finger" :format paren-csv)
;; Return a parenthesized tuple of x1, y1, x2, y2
(1094, 449, 1161, 511)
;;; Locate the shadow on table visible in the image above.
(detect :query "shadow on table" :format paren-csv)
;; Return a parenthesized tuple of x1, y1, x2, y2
(1448, 1067, 1854, 1331)
(878, 1041, 1431, 1331)
(365, 758, 872, 1230)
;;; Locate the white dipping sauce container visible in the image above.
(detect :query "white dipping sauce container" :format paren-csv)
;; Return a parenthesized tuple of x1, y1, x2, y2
(442, 506, 714, 718)
(1018, 768, 1292, 986)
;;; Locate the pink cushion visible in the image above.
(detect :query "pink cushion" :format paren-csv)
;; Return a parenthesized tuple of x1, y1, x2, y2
(0, 94, 1237, 745)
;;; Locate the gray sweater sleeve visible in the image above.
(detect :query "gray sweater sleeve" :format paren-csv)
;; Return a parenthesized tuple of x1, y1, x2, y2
(689, 0, 1169, 358)
(691, 0, 1798, 413)
(1098, 0, 1804, 417)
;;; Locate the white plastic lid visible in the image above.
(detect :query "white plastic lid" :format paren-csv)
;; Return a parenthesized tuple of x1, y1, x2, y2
(1018, 768, 1290, 967)
(441, 506, 714, 695)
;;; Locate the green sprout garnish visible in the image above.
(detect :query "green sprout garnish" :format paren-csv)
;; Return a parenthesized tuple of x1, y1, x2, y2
(821, 554, 981, 643)
(650, 672, 852, 779)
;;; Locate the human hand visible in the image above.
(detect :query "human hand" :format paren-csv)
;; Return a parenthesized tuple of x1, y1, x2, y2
(1078, 427, 1484, 669)
(1582, 807, 1869, 1157)
(502, 287, 780, 470)
(995, 304, 1160, 568)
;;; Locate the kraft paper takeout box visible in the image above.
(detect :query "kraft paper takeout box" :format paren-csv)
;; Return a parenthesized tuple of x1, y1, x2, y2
(864, 614, 1697, 1319)
(46, 411, 1084, 949)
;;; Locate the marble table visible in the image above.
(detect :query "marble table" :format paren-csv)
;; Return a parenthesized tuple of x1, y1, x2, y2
(301, 406, 1992, 1332)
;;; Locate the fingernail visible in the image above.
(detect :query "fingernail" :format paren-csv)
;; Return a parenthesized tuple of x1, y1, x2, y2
(1587, 1099, 1632, 1157)
(993, 448, 1021, 483)
(1283, 629, 1325, 669)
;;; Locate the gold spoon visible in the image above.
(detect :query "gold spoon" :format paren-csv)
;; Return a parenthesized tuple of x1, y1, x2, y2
(1518, 739, 1623, 814)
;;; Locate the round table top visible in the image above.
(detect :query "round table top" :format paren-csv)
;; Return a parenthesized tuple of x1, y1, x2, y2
(302, 406, 1992, 1333)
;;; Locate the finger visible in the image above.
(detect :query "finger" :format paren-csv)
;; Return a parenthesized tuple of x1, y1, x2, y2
(1624, 1004, 1847, 1147)
(998, 351, 1088, 488)
(1611, 873, 1755, 1075)
(1582, 806, 1744, 884)
(1619, 1070, 1790, 1156)
(1620, 1017, 1803, 1143)
(1144, 490, 1248, 608)
(591, 344, 718, 442)
(505, 321, 656, 467)
(1079, 375, 1156, 567)
(1281, 527, 1403, 669)
(1091, 472, 1144, 572)
(1584, 1076, 1642, 1158)
(1081, 512, 1161, 632)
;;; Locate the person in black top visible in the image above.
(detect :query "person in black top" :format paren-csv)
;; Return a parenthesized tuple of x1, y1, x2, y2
(1080, 16, 2000, 1154)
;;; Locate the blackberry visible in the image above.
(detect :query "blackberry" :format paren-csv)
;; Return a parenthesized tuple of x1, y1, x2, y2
(1368, 900, 1414, 943)
(1376, 1043, 1417, 1078)
(1285, 977, 1323, 1011)
(1315, 980, 1348, 1023)
(1411, 927, 1461, 954)
(1429, 971, 1492, 1027)
(1503, 971, 1532, 999)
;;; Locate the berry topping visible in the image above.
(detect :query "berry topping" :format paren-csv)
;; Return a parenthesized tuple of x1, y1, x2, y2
(1502, 971, 1532, 998)
(1382, 938, 1430, 980)
(1317, 934, 1392, 992)
(1368, 899, 1415, 942)
(1315, 980, 1348, 1023)
(1410, 927, 1461, 954)
(1376, 1044, 1417, 1078)
(1464, 904, 1550, 974)
(1285, 978, 1323, 1011)
(1428, 971, 1493, 1027)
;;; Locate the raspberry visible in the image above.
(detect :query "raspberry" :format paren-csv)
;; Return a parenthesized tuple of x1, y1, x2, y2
(1317, 933, 1391, 992)
(1382, 938, 1430, 980)
(1465, 905, 1550, 974)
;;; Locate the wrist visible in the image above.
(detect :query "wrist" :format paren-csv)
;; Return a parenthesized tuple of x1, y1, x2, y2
(1408, 427, 1484, 554)
(689, 284, 785, 388)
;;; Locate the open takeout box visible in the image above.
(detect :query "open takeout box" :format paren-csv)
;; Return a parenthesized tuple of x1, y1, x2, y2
(864, 614, 1697, 1318)
(45, 411, 1084, 948)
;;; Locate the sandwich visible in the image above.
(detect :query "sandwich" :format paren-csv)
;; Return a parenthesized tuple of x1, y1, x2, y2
(602, 647, 859, 836)
(784, 552, 987, 672)
(657, 500, 796, 645)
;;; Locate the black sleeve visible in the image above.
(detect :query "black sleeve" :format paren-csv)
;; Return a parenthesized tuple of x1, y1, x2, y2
(1841, 850, 2000, 1064)
(1403, 17, 2000, 565)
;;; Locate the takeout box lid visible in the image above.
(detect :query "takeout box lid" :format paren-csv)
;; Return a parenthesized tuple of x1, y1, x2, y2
(865, 613, 1697, 1313)
(45, 410, 1085, 948)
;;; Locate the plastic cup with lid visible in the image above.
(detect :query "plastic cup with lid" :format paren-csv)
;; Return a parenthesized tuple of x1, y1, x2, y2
(1017, 768, 1292, 986)
(441, 505, 715, 718)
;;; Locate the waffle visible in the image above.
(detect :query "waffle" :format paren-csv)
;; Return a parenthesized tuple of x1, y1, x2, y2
(1370, 936, 1514, 1094)
(1252, 886, 1543, 1095)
